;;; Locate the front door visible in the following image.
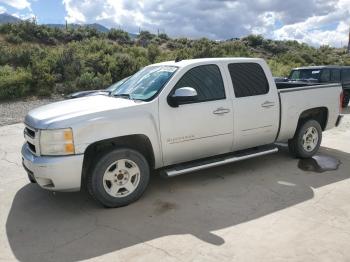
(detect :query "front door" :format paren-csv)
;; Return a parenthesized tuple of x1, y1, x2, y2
(159, 64, 234, 166)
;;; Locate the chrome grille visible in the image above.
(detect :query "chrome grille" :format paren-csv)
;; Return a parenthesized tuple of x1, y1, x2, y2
(24, 127, 35, 138)
(24, 125, 40, 156)
(27, 142, 36, 153)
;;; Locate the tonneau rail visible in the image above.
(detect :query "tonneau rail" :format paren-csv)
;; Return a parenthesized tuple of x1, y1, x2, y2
(278, 83, 341, 93)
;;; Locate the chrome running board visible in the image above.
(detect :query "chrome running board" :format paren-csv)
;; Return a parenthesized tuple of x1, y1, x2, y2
(162, 146, 278, 177)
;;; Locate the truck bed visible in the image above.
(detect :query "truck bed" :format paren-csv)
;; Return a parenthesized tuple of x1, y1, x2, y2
(276, 83, 342, 142)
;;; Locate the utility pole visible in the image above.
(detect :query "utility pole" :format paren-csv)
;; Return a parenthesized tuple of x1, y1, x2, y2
(348, 25, 350, 54)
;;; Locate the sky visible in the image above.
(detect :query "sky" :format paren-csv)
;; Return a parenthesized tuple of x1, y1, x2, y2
(0, 0, 350, 47)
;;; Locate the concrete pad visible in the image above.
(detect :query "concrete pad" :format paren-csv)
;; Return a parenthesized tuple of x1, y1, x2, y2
(0, 112, 350, 261)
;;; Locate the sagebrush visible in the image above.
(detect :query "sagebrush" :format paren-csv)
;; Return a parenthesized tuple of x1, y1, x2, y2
(0, 21, 349, 100)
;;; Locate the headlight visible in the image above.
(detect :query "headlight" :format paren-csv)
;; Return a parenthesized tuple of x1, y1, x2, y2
(40, 128, 75, 156)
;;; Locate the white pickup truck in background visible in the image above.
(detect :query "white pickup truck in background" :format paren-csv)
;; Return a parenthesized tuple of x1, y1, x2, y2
(22, 58, 343, 207)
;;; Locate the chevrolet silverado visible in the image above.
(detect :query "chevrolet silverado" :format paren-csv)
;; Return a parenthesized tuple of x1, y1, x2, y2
(22, 58, 344, 207)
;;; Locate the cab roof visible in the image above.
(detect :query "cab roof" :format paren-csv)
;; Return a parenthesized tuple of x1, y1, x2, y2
(151, 57, 266, 68)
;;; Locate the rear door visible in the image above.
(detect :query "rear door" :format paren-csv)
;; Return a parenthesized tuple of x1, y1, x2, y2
(226, 62, 279, 150)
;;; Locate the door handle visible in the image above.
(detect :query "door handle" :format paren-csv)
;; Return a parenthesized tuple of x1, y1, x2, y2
(261, 101, 275, 108)
(213, 107, 230, 115)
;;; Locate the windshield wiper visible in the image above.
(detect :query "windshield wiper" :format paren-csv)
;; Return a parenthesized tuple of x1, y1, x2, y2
(112, 93, 144, 101)
(112, 93, 131, 99)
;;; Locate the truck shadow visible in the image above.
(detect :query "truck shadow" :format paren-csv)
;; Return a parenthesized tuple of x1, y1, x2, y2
(6, 146, 350, 262)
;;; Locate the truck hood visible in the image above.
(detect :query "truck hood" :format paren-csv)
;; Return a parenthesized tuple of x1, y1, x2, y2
(25, 95, 139, 129)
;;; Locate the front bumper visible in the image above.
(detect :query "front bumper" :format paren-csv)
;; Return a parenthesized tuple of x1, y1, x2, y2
(21, 143, 84, 192)
(336, 114, 344, 127)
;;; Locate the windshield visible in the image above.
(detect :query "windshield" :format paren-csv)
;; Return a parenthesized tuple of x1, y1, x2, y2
(289, 69, 321, 81)
(111, 66, 178, 100)
(106, 76, 130, 92)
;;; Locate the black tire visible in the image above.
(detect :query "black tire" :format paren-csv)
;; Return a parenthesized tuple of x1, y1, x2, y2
(87, 148, 150, 208)
(342, 93, 349, 108)
(27, 173, 36, 183)
(288, 120, 322, 159)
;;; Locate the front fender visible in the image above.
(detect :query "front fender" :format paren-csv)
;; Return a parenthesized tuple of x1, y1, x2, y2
(68, 104, 163, 168)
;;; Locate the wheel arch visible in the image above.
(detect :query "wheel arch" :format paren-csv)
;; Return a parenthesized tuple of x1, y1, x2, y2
(81, 134, 155, 187)
(296, 107, 328, 132)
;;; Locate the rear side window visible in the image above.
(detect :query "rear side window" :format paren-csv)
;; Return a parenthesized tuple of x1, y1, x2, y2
(342, 69, 350, 82)
(320, 69, 330, 82)
(330, 69, 341, 82)
(174, 64, 225, 102)
(228, 63, 269, 97)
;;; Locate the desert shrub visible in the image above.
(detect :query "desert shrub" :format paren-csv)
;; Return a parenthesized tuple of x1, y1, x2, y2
(5, 33, 23, 44)
(0, 22, 349, 100)
(75, 71, 112, 90)
(242, 34, 264, 47)
(147, 44, 160, 63)
(268, 59, 300, 77)
(108, 53, 140, 82)
(30, 60, 56, 97)
(107, 29, 131, 44)
(0, 66, 32, 100)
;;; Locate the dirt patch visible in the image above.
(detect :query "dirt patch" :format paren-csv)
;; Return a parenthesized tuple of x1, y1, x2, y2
(153, 200, 178, 215)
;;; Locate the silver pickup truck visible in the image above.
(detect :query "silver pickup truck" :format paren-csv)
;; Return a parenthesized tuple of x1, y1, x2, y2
(22, 58, 343, 207)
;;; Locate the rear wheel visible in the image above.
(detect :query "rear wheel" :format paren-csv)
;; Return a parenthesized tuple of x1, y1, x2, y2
(288, 120, 322, 158)
(87, 148, 150, 208)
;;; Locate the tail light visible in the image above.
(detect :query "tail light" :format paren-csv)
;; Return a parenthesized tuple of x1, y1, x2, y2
(340, 91, 344, 113)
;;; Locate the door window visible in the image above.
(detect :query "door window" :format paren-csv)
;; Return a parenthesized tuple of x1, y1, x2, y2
(330, 69, 341, 82)
(228, 63, 269, 97)
(320, 69, 331, 82)
(173, 64, 226, 103)
(342, 69, 350, 82)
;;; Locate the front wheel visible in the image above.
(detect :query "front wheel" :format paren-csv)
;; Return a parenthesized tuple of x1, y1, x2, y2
(288, 120, 322, 158)
(87, 148, 150, 208)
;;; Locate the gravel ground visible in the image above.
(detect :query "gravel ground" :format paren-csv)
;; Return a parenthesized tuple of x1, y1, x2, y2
(0, 96, 63, 126)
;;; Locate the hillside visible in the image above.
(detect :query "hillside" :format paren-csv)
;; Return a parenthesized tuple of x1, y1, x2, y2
(0, 13, 21, 24)
(45, 23, 109, 33)
(0, 21, 349, 100)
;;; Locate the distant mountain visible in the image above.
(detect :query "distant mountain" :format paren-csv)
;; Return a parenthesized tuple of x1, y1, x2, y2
(0, 13, 21, 24)
(46, 23, 110, 33)
(0, 14, 139, 37)
(46, 23, 140, 38)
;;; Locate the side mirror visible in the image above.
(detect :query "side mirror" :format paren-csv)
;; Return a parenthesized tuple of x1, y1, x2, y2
(168, 87, 198, 107)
